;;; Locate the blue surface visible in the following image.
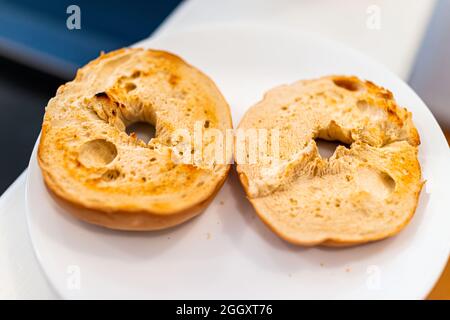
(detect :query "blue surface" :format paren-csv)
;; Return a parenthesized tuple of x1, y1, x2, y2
(0, 0, 181, 78)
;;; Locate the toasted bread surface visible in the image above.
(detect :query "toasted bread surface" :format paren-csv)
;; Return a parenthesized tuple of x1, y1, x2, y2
(38, 48, 232, 230)
(236, 76, 423, 246)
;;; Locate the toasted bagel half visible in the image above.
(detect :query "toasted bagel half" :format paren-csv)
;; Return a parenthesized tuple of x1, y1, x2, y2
(38, 48, 232, 230)
(236, 76, 423, 246)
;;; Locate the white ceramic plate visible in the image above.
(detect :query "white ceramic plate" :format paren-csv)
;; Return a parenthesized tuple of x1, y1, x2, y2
(26, 25, 450, 299)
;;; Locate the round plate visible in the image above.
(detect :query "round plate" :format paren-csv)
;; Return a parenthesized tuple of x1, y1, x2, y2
(26, 24, 450, 299)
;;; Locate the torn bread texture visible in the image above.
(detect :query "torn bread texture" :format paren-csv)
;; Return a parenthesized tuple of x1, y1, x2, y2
(236, 75, 423, 246)
(38, 48, 232, 230)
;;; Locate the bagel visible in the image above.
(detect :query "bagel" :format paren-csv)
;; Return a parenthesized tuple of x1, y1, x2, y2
(236, 75, 423, 246)
(38, 48, 232, 230)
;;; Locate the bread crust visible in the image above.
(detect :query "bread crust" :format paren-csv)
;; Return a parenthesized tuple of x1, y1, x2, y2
(42, 165, 229, 230)
(236, 75, 423, 246)
(38, 48, 232, 230)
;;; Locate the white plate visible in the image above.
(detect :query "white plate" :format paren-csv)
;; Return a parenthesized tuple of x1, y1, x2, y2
(26, 24, 450, 299)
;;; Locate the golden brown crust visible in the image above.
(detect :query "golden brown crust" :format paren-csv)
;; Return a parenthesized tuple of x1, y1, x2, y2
(236, 75, 423, 246)
(251, 180, 425, 247)
(38, 48, 232, 230)
(43, 165, 229, 230)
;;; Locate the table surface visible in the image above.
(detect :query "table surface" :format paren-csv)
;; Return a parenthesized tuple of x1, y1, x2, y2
(1, 0, 447, 299)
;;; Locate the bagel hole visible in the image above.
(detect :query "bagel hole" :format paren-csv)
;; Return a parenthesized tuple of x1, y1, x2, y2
(315, 138, 350, 159)
(355, 168, 395, 199)
(333, 78, 363, 92)
(131, 71, 141, 78)
(78, 139, 118, 168)
(102, 169, 120, 181)
(125, 82, 137, 92)
(126, 122, 156, 143)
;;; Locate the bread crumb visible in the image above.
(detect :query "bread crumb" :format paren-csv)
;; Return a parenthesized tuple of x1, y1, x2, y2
(219, 200, 224, 205)
(206, 232, 211, 240)
(320, 263, 324, 267)
(345, 267, 351, 273)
